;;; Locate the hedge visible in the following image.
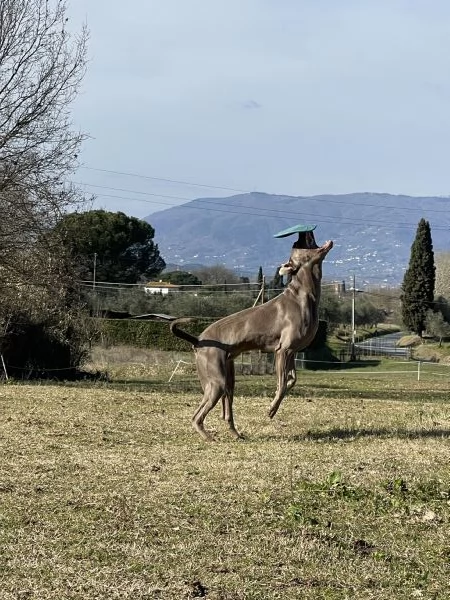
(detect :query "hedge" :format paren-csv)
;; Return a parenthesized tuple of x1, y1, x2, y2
(96, 318, 210, 351)
(96, 318, 328, 354)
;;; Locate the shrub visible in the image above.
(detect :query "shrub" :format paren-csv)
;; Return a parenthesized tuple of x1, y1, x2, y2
(97, 318, 210, 351)
(0, 308, 95, 380)
(96, 318, 329, 356)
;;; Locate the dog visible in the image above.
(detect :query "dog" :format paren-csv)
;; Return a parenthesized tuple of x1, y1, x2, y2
(171, 238, 333, 440)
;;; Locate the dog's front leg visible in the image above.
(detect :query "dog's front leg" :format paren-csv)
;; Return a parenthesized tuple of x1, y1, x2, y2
(286, 352, 297, 390)
(268, 349, 294, 419)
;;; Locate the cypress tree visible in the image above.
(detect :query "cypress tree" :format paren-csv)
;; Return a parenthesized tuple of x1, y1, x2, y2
(401, 218, 435, 336)
(270, 267, 283, 290)
(257, 266, 263, 285)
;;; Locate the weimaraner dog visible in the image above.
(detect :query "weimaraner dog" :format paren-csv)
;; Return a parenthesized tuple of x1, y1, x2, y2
(171, 237, 333, 440)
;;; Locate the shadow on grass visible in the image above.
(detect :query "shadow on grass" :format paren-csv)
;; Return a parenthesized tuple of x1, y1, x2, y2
(305, 359, 382, 371)
(111, 379, 201, 393)
(261, 427, 450, 443)
(53, 378, 450, 405)
(44, 378, 201, 393)
(299, 388, 450, 402)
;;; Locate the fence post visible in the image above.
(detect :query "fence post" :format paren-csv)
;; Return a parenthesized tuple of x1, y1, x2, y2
(168, 360, 182, 383)
(297, 352, 305, 370)
(1, 354, 8, 380)
(417, 361, 421, 382)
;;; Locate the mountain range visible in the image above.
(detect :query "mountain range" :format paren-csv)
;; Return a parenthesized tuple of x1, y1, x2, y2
(146, 192, 450, 287)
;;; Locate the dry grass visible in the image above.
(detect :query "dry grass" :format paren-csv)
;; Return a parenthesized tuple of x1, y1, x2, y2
(0, 348, 449, 598)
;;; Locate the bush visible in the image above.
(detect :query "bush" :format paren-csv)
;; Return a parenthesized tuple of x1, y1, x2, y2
(97, 318, 210, 351)
(0, 309, 95, 380)
(96, 318, 329, 355)
(89, 288, 256, 320)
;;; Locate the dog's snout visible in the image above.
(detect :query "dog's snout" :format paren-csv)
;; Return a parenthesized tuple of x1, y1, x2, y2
(278, 263, 291, 276)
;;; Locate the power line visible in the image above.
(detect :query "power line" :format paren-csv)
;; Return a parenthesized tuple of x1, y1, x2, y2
(73, 185, 329, 224)
(78, 165, 450, 215)
(73, 180, 450, 232)
(79, 280, 341, 292)
(79, 165, 250, 194)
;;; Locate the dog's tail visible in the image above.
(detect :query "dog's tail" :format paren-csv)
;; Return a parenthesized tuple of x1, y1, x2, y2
(170, 318, 199, 347)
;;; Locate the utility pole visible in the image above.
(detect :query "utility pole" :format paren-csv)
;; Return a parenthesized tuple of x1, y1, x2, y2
(252, 275, 265, 307)
(93, 252, 98, 317)
(350, 274, 357, 361)
(93, 252, 97, 289)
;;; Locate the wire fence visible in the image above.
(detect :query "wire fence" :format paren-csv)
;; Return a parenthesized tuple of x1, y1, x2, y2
(297, 357, 450, 382)
(79, 279, 343, 293)
(3, 349, 449, 385)
(167, 353, 450, 383)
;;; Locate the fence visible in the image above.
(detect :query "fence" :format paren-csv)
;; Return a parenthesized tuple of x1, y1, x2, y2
(168, 352, 450, 383)
(354, 343, 411, 360)
(296, 356, 450, 382)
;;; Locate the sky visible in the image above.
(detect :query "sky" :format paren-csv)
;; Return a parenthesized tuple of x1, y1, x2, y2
(68, 0, 450, 219)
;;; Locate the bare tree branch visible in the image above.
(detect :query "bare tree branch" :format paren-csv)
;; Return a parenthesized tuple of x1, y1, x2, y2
(0, 0, 88, 190)
(0, 0, 88, 287)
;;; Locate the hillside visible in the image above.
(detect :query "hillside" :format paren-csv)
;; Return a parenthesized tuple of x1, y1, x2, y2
(146, 192, 450, 286)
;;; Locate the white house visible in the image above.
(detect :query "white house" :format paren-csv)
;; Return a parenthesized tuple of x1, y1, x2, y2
(143, 280, 181, 295)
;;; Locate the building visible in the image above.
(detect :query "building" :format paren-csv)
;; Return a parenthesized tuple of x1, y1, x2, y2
(143, 281, 181, 295)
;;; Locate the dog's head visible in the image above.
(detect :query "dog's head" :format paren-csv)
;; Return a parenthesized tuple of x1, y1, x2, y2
(279, 240, 333, 276)
(292, 230, 318, 250)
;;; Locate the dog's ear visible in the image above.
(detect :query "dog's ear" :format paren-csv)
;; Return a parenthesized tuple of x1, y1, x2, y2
(279, 263, 293, 276)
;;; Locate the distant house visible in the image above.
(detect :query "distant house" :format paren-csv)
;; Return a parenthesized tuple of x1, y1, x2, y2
(332, 281, 346, 296)
(143, 280, 181, 295)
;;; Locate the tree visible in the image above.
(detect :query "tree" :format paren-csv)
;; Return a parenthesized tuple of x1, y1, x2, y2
(319, 289, 343, 325)
(54, 210, 166, 283)
(0, 0, 88, 254)
(257, 266, 263, 285)
(163, 271, 202, 286)
(269, 267, 283, 291)
(191, 265, 240, 289)
(401, 219, 435, 336)
(425, 309, 450, 346)
(434, 252, 450, 301)
(0, 0, 91, 376)
(362, 286, 401, 324)
(354, 299, 384, 328)
(435, 295, 450, 323)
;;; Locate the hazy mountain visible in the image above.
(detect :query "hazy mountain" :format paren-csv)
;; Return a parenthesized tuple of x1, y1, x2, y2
(146, 192, 450, 286)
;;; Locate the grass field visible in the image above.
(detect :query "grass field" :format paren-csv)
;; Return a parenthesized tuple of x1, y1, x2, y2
(0, 348, 449, 599)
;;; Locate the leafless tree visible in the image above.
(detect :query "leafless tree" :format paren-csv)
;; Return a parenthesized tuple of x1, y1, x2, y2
(0, 0, 88, 274)
(0, 0, 91, 375)
(191, 265, 241, 285)
(435, 252, 450, 301)
(0, 0, 87, 186)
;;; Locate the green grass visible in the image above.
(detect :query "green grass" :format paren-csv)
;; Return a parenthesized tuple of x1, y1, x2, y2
(0, 348, 449, 598)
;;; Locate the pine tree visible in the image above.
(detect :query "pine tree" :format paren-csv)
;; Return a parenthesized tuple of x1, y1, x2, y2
(257, 266, 263, 285)
(401, 218, 435, 336)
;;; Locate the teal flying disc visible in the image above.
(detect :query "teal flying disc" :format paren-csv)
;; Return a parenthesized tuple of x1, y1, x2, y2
(273, 224, 317, 238)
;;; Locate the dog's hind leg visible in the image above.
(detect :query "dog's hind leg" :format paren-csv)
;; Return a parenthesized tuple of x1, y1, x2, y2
(193, 383, 224, 441)
(221, 357, 234, 420)
(221, 358, 243, 439)
(193, 351, 227, 441)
